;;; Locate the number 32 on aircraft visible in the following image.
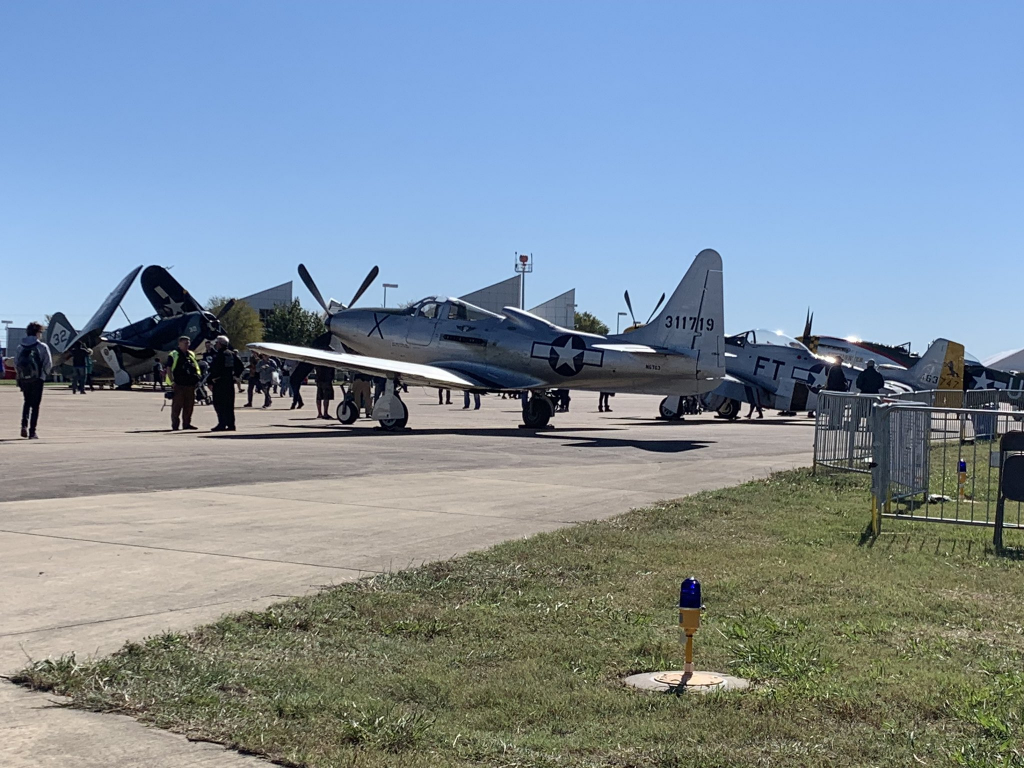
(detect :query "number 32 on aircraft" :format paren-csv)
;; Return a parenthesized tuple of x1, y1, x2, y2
(665, 315, 714, 331)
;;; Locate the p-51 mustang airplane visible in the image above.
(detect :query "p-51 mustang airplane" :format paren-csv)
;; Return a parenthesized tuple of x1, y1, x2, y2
(658, 328, 965, 421)
(251, 249, 726, 430)
(47, 266, 235, 387)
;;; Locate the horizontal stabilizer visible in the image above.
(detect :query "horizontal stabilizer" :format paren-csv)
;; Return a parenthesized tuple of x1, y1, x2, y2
(591, 343, 663, 354)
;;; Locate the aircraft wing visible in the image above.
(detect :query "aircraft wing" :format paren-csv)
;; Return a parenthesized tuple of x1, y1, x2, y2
(250, 342, 539, 391)
(141, 266, 205, 317)
(63, 266, 143, 354)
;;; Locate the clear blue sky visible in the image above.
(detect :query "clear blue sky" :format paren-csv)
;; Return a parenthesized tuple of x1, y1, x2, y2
(2, 1, 1021, 358)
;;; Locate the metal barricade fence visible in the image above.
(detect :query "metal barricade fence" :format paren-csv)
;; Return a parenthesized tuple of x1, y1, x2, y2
(813, 392, 884, 474)
(870, 400, 1024, 545)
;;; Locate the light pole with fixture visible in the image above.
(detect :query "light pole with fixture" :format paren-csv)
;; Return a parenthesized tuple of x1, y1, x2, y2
(514, 253, 533, 309)
(617, 312, 628, 334)
(382, 283, 398, 308)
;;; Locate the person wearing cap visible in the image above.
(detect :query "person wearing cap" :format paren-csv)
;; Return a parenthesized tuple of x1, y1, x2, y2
(166, 335, 202, 431)
(856, 359, 885, 395)
(209, 335, 241, 431)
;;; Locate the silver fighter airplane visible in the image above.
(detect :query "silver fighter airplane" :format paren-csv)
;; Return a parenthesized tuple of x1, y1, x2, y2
(250, 249, 726, 430)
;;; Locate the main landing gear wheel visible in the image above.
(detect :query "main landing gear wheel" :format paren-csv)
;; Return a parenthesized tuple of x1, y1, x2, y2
(336, 400, 359, 425)
(378, 398, 408, 431)
(717, 398, 741, 421)
(659, 397, 685, 421)
(522, 394, 555, 429)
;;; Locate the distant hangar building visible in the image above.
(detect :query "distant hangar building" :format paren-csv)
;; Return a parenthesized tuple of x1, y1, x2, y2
(240, 281, 293, 322)
(459, 275, 576, 329)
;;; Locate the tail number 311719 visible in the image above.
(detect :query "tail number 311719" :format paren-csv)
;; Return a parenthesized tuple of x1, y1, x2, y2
(665, 315, 714, 331)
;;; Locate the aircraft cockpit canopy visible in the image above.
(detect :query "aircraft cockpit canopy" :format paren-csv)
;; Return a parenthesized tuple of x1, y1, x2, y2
(402, 297, 501, 321)
(726, 329, 812, 352)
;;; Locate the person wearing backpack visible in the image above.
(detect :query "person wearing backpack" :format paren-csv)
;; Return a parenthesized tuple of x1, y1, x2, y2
(165, 335, 202, 431)
(16, 322, 53, 439)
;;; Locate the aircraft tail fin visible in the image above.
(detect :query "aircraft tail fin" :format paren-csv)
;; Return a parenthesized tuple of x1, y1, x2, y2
(615, 249, 725, 374)
(908, 338, 965, 391)
(45, 312, 77, 356)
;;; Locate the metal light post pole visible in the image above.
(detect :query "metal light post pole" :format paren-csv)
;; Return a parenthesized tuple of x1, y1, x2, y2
(514, 253, 533, 309)
(617, 312, 628, 334)
(382, 283, 398, 308)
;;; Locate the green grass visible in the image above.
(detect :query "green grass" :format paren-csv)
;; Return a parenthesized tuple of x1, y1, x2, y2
(14, 469, 1024, 767)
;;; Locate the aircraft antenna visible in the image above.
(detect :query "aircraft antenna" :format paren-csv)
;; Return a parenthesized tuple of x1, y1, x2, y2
(119, 305, 133, 325)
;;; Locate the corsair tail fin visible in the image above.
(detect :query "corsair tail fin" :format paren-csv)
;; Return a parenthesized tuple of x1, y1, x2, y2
(45, 312, 76, 357)
(617, 249, 725, 374)
(909, 338, 965, 391)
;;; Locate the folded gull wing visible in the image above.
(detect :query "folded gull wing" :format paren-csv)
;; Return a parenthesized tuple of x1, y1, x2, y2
(64, 266, 143, 354)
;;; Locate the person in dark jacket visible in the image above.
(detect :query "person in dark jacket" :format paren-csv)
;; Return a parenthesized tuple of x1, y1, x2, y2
(16, 322, 53, 439)
(825, 357, 849, 392)
(824, 356, 849, 429)
(855, 359, 886, 395)
(209, 336, 240, 431)
(70, 341, 92, 394)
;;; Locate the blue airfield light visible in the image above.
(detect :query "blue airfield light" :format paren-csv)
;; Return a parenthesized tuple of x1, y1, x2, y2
(679, 578, 701, 609)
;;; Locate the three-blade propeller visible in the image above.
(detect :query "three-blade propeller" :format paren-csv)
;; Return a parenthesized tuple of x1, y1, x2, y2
(298, 263, 380, 318)
(623, 289, 666, 329)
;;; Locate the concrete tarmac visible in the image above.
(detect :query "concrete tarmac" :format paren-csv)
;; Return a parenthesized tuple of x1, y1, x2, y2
(0, 385, 813, 767)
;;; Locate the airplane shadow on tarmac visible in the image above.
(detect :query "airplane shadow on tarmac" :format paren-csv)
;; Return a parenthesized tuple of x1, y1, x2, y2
(202, 426, 713, 454)
(612, 417, 816, 427)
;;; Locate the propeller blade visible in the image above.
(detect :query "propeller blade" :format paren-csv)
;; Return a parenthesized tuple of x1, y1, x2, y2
(216, 298, 236, 320)
(645, 292, 666, 324)
(624, 290, 637, 326)
(348, 265, 380, 308)
(802, 308, 813, 340)
(298, 264, 329, 313)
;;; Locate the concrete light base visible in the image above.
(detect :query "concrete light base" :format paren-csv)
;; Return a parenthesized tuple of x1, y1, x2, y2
(624, 670, 749, 694)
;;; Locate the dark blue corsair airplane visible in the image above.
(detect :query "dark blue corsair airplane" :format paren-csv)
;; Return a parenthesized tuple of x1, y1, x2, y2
(46, 266, 234, 387)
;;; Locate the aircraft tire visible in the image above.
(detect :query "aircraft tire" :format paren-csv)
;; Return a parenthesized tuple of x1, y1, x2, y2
(659, 397, 684, 421)
(337, 400, 359, 424)
(717, 399, 741, 421)
(522, 395, 554, 428)
(378, 398, 408, 431)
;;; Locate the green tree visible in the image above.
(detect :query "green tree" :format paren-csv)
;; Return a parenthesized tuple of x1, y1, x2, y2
(264, 299, 325, 346)
(574, 311, 609, 336)
(208, 297, 263, 350)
